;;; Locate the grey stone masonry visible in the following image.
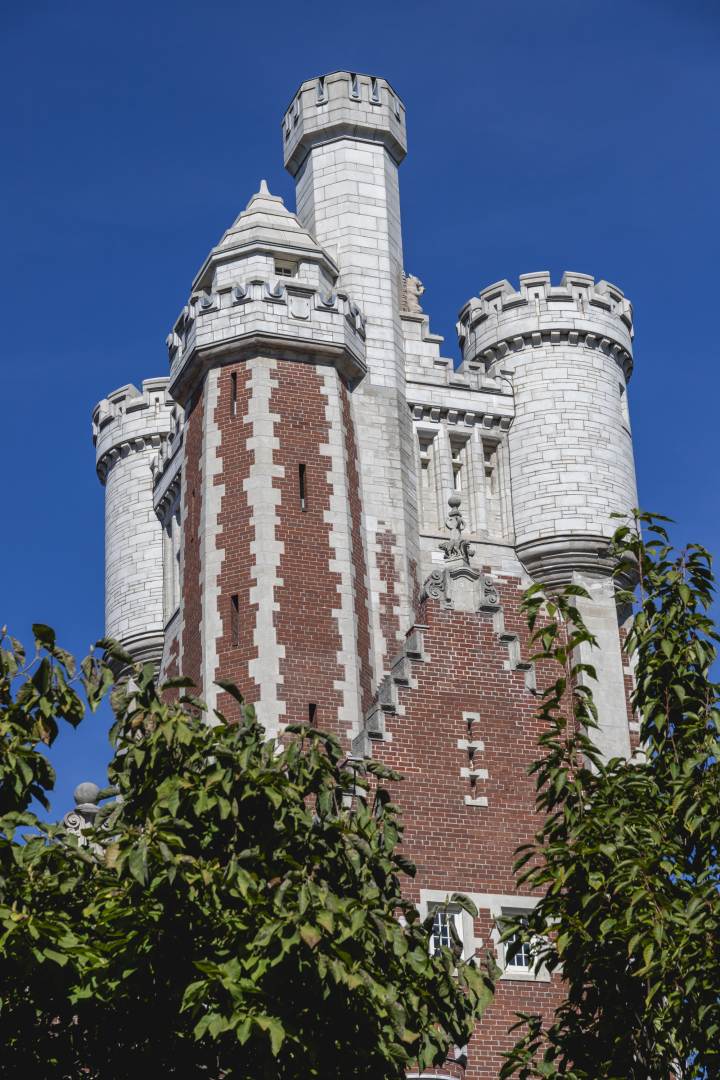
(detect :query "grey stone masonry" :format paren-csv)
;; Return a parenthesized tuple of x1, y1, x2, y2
(283, 71, 407, 179)
(167, 183, 366, 408)
(285, 71, 420, 677)
(93, 378, 174, 665)
(458, 271, 637, 585)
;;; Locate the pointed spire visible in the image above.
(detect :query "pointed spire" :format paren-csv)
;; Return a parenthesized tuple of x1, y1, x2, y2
(242, 179, 286, 216)
(192, 176, 338, 288)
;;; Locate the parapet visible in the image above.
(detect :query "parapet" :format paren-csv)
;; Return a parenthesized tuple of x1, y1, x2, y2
(457, 272, 634, 379)
(283, 71, 407, 176)
(167, 276, 367, 406)
(93, 378, 175, 483)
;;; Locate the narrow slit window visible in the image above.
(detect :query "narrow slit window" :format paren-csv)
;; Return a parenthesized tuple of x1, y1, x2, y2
(230, 594, 240, 647)
(298, 464, 307, 511)
(308, 703, 317, 725)
(230, 372, 237, 417)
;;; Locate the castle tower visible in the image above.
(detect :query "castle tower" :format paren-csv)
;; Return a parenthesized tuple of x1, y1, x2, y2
(92, 378, 174, 666)
(457, 272, 638, 758)
(160, 182, 373, 736)
(283, 71, 420, 678)
(89, 75, 647, 1077)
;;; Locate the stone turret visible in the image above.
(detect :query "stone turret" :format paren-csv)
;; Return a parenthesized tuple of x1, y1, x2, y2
(284, 71, 420, 676)
(93, 378, 174, 666)
(160, 181, 374, 734)
(458, 272, 637, 759)
(458, 271, 636, 585)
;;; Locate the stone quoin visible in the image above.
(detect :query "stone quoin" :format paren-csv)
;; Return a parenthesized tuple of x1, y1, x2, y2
(91, 70, 639, 1077)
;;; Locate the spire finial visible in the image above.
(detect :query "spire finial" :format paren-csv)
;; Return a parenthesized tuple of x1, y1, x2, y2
(259, 178, 270, 194)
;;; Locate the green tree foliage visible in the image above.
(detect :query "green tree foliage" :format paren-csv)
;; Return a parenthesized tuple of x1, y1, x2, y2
(0, 632, 495, 1078)
(501, 513, 720, 1079)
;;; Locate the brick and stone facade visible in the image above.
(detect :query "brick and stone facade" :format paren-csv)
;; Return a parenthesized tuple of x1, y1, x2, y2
(92, 70, 640, 1076)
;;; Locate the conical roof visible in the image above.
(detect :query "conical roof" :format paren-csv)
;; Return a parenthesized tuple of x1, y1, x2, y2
(193, 180, 335, 289)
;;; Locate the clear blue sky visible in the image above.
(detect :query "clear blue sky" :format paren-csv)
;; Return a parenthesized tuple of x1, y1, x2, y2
(1, 0, 718, 815)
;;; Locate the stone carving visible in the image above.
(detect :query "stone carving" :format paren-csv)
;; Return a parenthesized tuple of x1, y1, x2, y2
(478, 574, 500, 609)
(265, 280, 286, 301)
(289, 295, 311, 320)
(63, 782, 101, 845)
(401, 272, 425, 314)
(318, 290, 337, 309)
(419, 495, 503, 615)
(439, 494, 474, 563)
(421, 567, 448, 602)
(348, 301, 366, 334)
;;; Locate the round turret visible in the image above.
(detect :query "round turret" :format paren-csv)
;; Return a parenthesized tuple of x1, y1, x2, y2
(457, 272, 637, 585)
(92, 378, 174, 666)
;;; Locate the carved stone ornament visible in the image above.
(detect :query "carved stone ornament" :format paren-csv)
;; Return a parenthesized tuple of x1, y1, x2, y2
(439, 494, 475, 563)
(63, 782, 101, 846)
(289, 295, 311, 320)
(401, 271, 425, 314)
(420, 495, 501, 614)
(421, 567, 448, 602)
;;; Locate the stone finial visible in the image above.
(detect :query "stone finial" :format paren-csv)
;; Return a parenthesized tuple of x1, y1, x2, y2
(63, 781, 101, 839)
(439, 494, 474, 563)
(401, 272, 425, 314)
(74, 781, 100, 806)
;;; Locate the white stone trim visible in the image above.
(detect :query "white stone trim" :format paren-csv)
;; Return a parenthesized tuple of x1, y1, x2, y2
(245, 358, 285, 735)
(419, 889, 549, 982)
(200, 369, 225, 717)
(318, 367, 364, 740)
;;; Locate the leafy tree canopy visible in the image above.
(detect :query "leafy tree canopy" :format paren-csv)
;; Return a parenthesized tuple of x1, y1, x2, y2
(0, 632, 495, 1079)
(502, 513, 720, 1080)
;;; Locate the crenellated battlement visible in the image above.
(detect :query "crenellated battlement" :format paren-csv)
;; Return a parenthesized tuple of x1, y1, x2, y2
(167, 276, 367, 405)
(93, 378, 175, 483)
(283, 70, 407, 176)
(457, 271, 634, 378)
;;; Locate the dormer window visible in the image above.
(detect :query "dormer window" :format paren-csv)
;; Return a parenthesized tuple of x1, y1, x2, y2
(274, 260, 297, 278)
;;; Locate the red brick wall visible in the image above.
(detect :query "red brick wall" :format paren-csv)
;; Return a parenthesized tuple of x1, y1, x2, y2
(271, 360, 345, 734)
(213, 363, 258, 719)
(175, 358, 375, 736)
(374, 577, 565, 1078)
(180, 387, 204, 692)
